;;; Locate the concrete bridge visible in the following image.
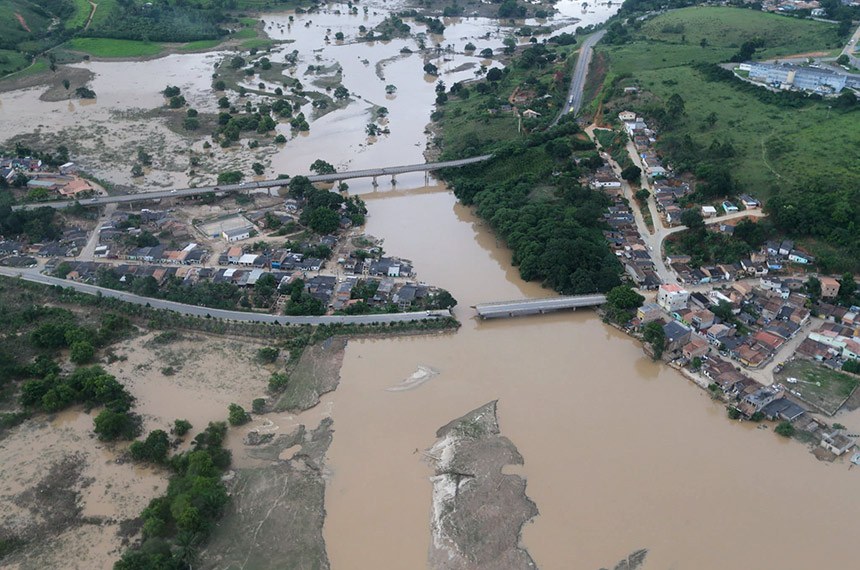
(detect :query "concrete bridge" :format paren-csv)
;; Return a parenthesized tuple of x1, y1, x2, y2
(474, 295, 607, 319)
(13, 155, 493, 211)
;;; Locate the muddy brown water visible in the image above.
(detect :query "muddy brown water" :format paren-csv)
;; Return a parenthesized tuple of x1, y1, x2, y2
(323, 186, 860, 570)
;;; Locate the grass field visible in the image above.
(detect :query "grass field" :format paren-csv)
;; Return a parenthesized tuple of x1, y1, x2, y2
(0, 49, 30, 77)
(65, 37, 165, 58)
(640, 7, 844, 58)
(179, 39, 223, 51)
(66, 0, 92, 30)
(595, 7, 858, 202)
(775, 360, 859, 415)
(0, 0, 53, 51)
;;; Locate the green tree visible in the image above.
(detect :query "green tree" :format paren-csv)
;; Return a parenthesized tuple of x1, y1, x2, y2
(310, 159, 336, 175)
(217, 170, 243, 185)
(94, 409, 139, 441)
(607, 285, 645, 310)
(227, 403, 250, 426)
(775, 421, 795, 438)
(173, 419, 192, 437)
(621, 165, 641, 182)
(268, 373, 289, 392)
(252, 162, 264, 175)
(643, 321, 666, 359)
(70, 341, 95, 365)
(308, 207, 340, 234)
(680, 208, 705, 232)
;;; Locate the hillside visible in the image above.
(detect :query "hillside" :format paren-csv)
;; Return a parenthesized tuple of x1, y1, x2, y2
(592, 6, 860, 271)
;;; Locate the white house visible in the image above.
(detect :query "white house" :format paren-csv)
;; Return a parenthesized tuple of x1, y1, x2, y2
(618, 111, 637, 122)
(701, 205, 717, 218)
(222, 226, 252, 242)
(657, 283, 690, 312)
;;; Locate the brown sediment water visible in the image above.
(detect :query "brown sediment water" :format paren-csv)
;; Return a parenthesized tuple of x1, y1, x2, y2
(323, 186, 860, 570)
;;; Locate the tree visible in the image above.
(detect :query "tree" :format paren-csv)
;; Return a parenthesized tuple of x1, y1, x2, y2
(643, 321, 666, 359)
(465, 42, 476, 52)
(308, 207, 340, 234)
(635, 188, 650, 202)
(257, 347, 279, 363)
(163, 85, 180, 97)
(70, 341, 95, 365)
(173, 419, 192, 437)
(775, 421, 795, 438)
(621, 165, 641, 182)
(712, 301, 734, 322)
(94, 409, 139, 441)
(62, 79, 70, 90)
(228, 403, 250, 426)
(217, 96, 230, 109)
(252, 398, 266, 414)
(252, 162, 264, 175)
(480, 48, 494, 58)
(130, 429, 171, 463)
(607, 285, 644, 311)
(333, 85, 349, 99)
(310, 159, 336, 175)
(680, 208, 705, 232)
(486, 67, 503, 82)
(335, 31, 344, 41)
(217, 171, 243, 184)
(268, 373, 289, 392)
(665, 93, 686, 119)
(423, 62, 438, 76)
(836, 54, 849, 66)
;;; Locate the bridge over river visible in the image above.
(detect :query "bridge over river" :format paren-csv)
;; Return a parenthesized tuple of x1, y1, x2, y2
(13, 155, 493, 211)
(474, 295, 607, 319)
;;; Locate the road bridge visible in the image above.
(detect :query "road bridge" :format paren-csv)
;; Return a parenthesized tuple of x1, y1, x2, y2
(13, 155, 493, 211)
(474, 295, 607, 319)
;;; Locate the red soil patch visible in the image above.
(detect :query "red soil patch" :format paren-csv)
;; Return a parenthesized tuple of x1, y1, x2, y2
(15, 12, 32, 33)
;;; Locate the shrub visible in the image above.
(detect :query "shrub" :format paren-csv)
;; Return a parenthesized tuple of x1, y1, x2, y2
(252, 398, 266, 414)
(94, 409, 140, 441)
(268, 373, 289, 392)
(257, 347, 280, 363)
(69, 341, 95, 364)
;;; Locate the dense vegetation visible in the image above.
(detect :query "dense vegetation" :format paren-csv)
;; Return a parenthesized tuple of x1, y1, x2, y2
(594, 6, 860, 271)
(115, 421, 232, 570)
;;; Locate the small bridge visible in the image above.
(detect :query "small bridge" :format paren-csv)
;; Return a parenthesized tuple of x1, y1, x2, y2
(13, 155, 493, 211)
(474, 295, 607, 319)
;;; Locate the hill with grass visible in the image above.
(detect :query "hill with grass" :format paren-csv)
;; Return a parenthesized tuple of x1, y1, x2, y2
(592, 6, 860, 272)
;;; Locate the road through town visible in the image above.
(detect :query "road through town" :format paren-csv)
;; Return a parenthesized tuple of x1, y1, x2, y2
(0, 267, 452, 325)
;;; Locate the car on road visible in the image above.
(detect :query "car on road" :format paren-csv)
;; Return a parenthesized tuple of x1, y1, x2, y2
(170, 189, 177, 193)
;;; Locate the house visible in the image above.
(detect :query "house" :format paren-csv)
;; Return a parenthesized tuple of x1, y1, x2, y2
(788, 250, 813, 264)
(701, 205, 717, 218)
(222, 226, 252, 242)
(522, 109, 541, 119)
(778, 240, 794, 256)
(618, 111, 637, 122)
(819, 276, 840, 298)
(657, 283, 690, 312)
(227, 246, 243, 264)
(738, 386, 779, 417)
(393, 284, 417, 310)
(59, 162, 77, 174)
(760, 397, 806, 422)
(682, 335, 709, 360)
(820, 432, 856, 456)
(706, 323, 732, 346)
(637, 302, 663, 324)
(722, 201, 738, 213)
(59, 177, 94, 197)
(663, 321, 692, 353)
(739, 194, 760, 209)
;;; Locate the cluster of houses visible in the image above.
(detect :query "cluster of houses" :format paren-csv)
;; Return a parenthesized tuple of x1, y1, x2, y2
(618, 111, 671, 181)
(0, 156, 43, 184)
(1, 158, 95, 198)
(0, 228, 88, 260)
(594, 181, 662, 289)
(633, 279, 859, 457)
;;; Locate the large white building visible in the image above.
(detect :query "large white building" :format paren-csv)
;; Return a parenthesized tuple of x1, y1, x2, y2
(657, 283, 690, 312)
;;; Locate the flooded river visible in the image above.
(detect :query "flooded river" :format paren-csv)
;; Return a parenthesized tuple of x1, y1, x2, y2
(325, 185, 860, 570)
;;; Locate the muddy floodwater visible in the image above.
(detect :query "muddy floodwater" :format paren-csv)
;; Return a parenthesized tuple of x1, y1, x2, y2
(323, 185, 860, 570)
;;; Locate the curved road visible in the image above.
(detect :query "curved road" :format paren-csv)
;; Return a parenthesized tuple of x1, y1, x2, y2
(553, 30, 607, 125)
(0, 267, 452, 325)
(13, 155, 493, 211)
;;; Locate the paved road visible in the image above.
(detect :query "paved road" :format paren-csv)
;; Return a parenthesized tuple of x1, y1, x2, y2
(0, 267, 452, 325)
(553, 30, 606, 125)
(13, 155, 494, 211)
(841, 22, 860, 68)
(475, 295, 607, 318)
